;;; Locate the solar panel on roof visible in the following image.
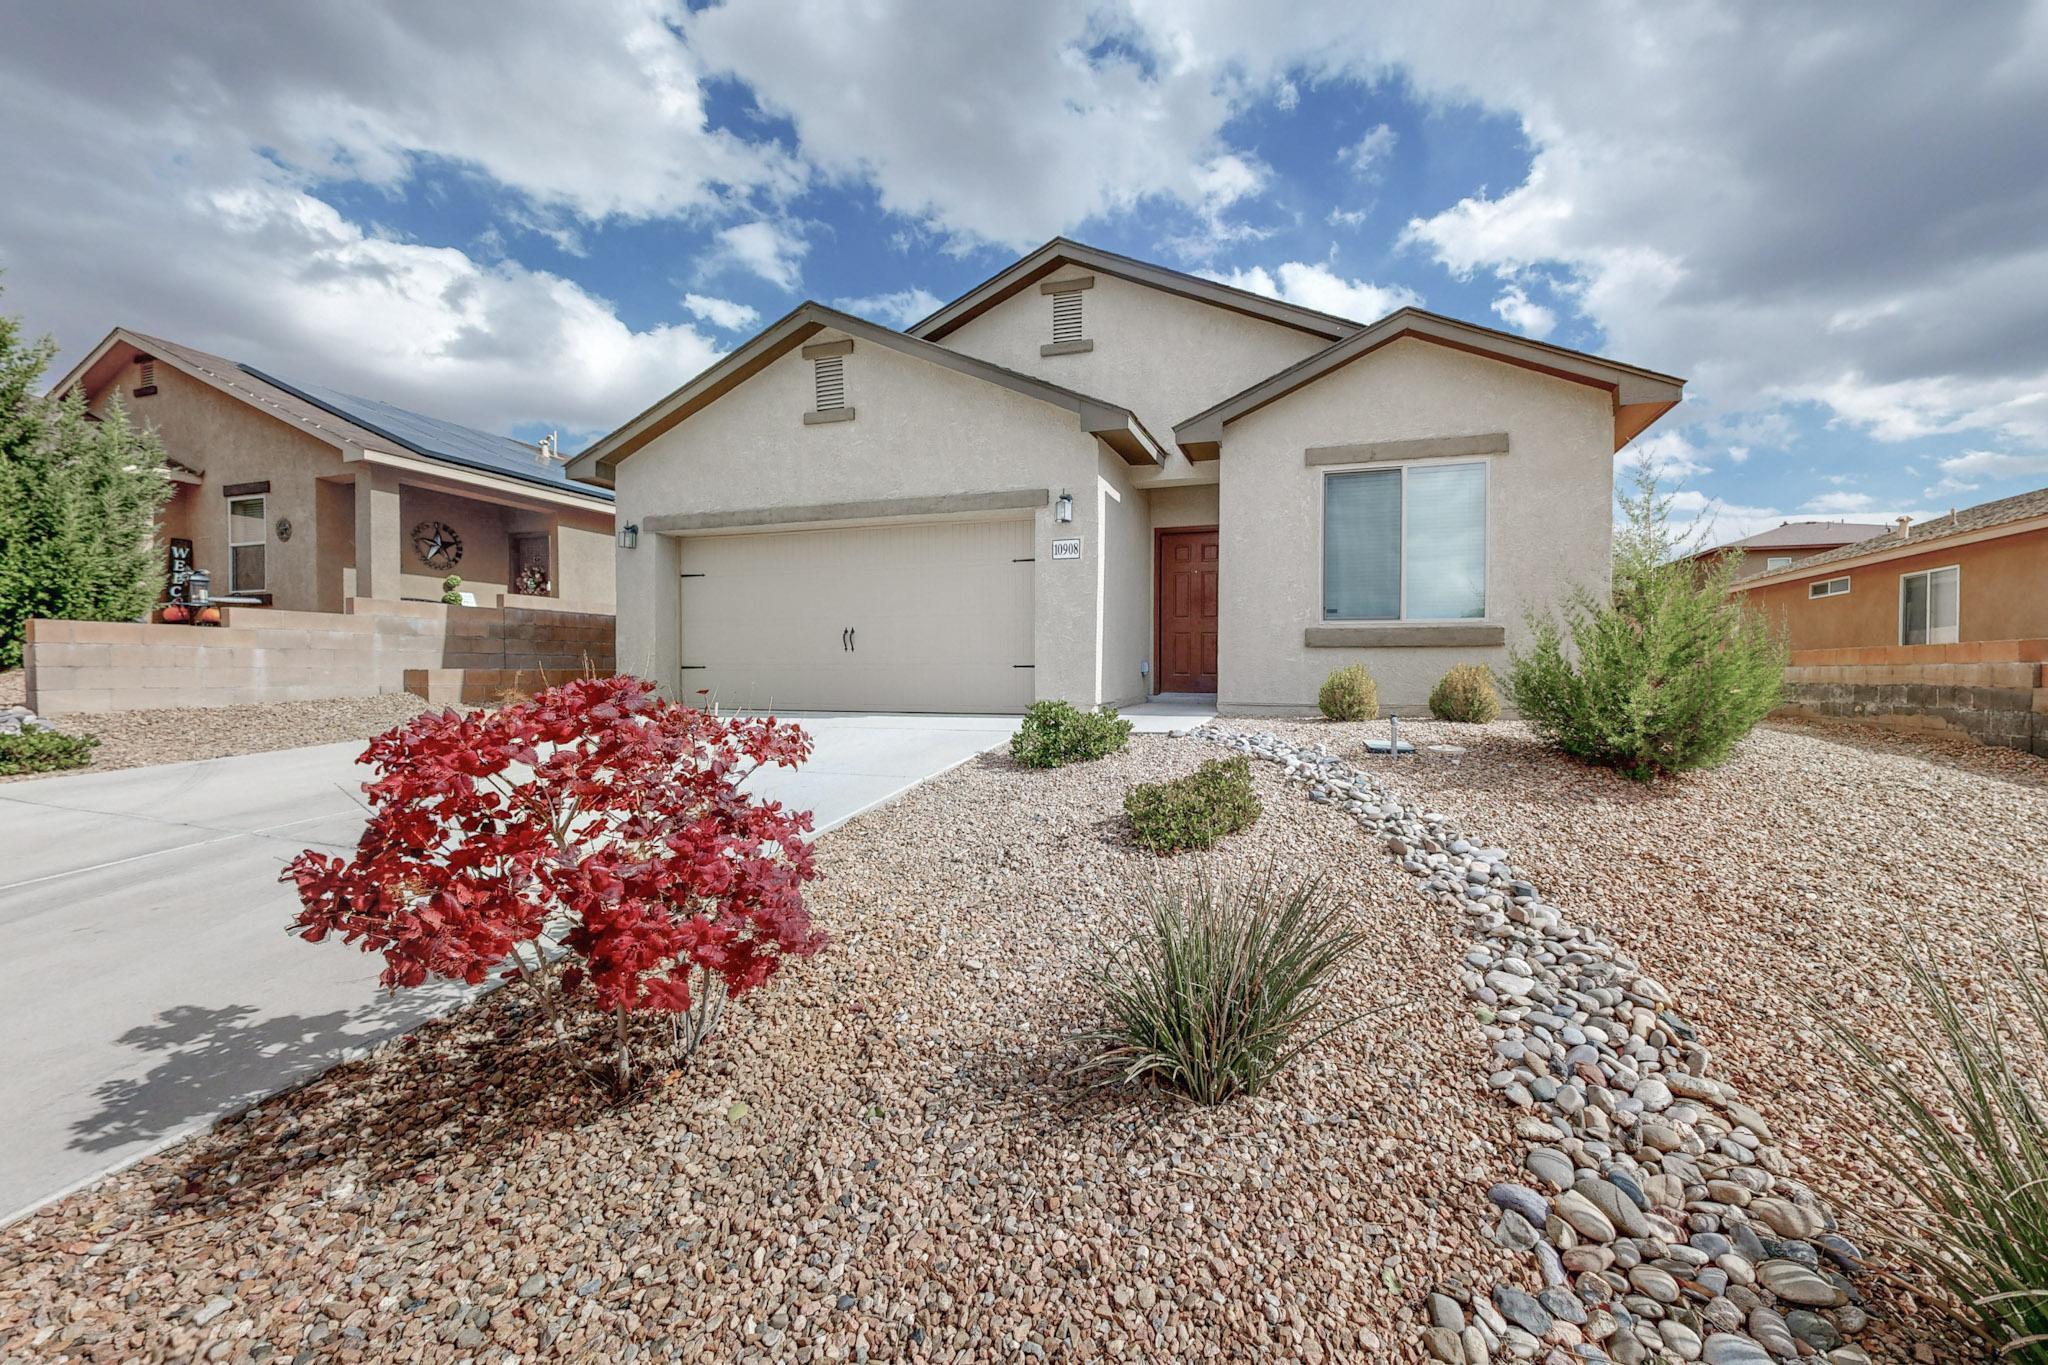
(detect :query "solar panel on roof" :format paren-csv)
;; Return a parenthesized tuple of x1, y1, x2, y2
(237, 364, 611, 502)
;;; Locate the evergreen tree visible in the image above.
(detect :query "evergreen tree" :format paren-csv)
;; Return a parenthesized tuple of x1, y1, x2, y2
(0, 294, 172, 669)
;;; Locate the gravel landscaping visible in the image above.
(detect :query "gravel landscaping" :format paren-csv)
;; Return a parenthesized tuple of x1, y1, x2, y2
(2, 714, 2037, 1362)
(0, 670, 430, 783)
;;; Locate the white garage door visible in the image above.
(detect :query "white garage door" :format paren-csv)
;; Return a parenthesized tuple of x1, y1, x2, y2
(679, 518, 1035, 713)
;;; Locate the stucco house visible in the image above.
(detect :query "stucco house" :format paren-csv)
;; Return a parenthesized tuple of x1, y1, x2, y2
(56, 329, 616, 616)
(569, 239, 1684, 714)
(1685, 520, 1889, 581)
(1735, 487, 2048, 651)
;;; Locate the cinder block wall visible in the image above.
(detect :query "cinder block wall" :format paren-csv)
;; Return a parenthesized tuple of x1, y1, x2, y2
(25, 598, 615, 715)
(1774, 641, 2048, 756)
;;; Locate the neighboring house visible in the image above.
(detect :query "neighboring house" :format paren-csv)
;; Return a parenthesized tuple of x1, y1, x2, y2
(1736, 488, 2048, 650)
(54, 329, 616, 615)
(568, 238, 1683, 714)
(1686, 520, 1889, 580)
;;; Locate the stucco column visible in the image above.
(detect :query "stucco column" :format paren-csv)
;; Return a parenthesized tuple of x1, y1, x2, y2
(352, 464, 403, 603)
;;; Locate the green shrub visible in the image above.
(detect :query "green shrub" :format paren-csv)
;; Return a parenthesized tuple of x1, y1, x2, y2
(0, 726, 98, 775)
(1124, 756, 1260, 854)
(1076, 867, 1367, 1105)
(1836, 943, 2048, 1362)
(1505, 464, 1784, 780)
(1428, 663, 1502, 724)
(1009, 700, 1132, 768)
(1317, 664, 1377, 721)
(440, 573, 465, 605)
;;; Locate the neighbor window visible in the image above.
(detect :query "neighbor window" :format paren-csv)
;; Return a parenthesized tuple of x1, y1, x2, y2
(228, 495, 266, 593)
(1322, 462, 1486, 621)
(1899, 565, 1959, 645)
(1808, 576, 1851, 599)
(1766, 555, 1794, 571)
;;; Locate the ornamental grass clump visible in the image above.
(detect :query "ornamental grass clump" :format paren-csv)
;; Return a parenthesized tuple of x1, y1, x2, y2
(1835, 943, 2048, 1362)
(283, 675, 824, 1092)
(1428, 663, 1502, 724)
(1318, 664, 1377, 721)
(1077, 867, 1367, 1105)
(1009, 699, 1132, 768)
(1506, 463, 1784, 780)
(1124, 756, 1260, 854)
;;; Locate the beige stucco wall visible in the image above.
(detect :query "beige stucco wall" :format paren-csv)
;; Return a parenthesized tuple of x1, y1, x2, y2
(937, 268, 1330, 448)
(610, 329, 1124, 707)
(1218, 338, 1615, 713)
(103, 359, 346, 612)
(1097, 450, 1150, 707)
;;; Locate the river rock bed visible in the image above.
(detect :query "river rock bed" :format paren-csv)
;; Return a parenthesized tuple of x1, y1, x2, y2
(1195, 725, 1882, 1365)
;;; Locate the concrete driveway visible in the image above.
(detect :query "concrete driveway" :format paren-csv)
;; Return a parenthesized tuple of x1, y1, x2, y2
(0, 712, 1019, 1225)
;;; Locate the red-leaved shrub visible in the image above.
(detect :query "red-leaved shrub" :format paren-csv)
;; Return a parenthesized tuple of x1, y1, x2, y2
(283, 675, 822, 1089)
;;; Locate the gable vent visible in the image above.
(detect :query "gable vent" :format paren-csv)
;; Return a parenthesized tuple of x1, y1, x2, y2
(813, 354, 845, 411)
(1052, 290, 1084, 344)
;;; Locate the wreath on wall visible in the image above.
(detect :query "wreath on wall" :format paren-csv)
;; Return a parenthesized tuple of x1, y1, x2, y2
(410, 520, 464, 570)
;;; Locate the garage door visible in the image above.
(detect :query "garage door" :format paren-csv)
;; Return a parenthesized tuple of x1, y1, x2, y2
(679, 519, 1035, 713)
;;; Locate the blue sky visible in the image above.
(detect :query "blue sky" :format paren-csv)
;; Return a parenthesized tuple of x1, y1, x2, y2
(4, 2, 2045, 545)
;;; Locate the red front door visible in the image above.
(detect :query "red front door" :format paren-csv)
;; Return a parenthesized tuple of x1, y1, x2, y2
(1156, 527, 1219, 694)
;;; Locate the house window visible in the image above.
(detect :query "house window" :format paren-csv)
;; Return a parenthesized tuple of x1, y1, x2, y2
(228, 495, 267, 593)
(813, 355, 845, 411)
(1899, 565, 1959, 645)
(1808, 576, 1850, 599)
(1322, 462, 1486, 621)
(1766, 555, 1794, 571)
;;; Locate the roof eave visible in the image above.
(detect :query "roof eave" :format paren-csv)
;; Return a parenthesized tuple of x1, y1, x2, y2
(1732, 511, 2048, 589)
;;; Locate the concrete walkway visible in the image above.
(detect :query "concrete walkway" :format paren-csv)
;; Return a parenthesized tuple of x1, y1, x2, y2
(0, 712, 1023, 1225)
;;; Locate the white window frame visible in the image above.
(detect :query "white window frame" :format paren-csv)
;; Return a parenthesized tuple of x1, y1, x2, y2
(228, 494, 267, 594)
(1318, 458, 1489, 623)
(1766, 555, 1795, 571)
(1807, 575, 1851, 599)
(1898, 564, 1960, 645)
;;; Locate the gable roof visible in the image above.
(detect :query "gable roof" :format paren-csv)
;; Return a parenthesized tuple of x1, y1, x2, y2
(565, 301, 1165, 488)
(1740, 486, 2048, 586)
(1174, 308, 1685, 459)
(906, 237, 1361, 344)
(1687, 520, 1889, 560)
(54, 327, 610, 503)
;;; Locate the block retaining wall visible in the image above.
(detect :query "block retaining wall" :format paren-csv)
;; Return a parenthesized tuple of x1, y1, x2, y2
(1775, 641, 2048, 756)
(25, 598, 614, 715)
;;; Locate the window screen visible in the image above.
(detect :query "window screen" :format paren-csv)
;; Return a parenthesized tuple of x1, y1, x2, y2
(1322, 462, 1487, 620)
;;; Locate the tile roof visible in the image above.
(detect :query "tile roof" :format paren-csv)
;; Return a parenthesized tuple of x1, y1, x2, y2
(1776, 486, 2048, 574)
(1699, 520, 1890, 554)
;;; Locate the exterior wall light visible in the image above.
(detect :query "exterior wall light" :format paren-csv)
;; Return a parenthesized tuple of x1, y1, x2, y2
(1054, 490, 1074, 524)
(618, 523, 640, 549)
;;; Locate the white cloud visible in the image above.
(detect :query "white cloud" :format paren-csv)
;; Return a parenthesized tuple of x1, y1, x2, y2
(1339, 123, 1398, 180)
(1618, 429, 1710, 481)
(1328, 207, 1371, 229)
(834, 287, 944, 328)
(1929, 447, 2048, 495)
(682, 293, 761, 331)
(1207, 261, 1417, 323)
(714, 220, 808, 292)
(1727, 445, 1751, 464)
(1490, 284, 1556, 338)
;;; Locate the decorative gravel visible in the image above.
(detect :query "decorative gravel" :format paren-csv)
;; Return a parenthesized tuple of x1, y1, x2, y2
(3, 715, 2035, 1362)
(0, 737, 1518, 1363)
(0, 670, 431, 783)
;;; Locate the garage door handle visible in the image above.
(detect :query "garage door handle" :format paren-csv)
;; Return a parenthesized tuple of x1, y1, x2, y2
(849, 627, 855, 652)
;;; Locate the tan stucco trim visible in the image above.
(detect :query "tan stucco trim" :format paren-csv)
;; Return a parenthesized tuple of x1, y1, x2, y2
(802, 407, 857, 425)
(567, 301, 1165, 485)
(1733, 512, 2048, 590)
(1176, 310, 1685, 458)
(1039, 275, 1095, 294)
(1305, 623, 1508, 648)
(1305, 431, 1509, 467)
(1041, 340, 1095, 357)
(908, 237, 1359, 342)
(643, 487, 1050, 535)
(801, 339, 854, 359)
